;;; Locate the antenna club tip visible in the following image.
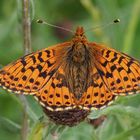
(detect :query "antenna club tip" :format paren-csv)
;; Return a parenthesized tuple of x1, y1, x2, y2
(113, 19, 120, 23)
(36, 19, 43, 24)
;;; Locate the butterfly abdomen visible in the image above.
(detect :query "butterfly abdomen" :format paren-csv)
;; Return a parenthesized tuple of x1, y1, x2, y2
(44, 108, 90, 126)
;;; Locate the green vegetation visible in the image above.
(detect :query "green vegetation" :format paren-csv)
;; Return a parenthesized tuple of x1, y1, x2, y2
(0, 0, 140, 140)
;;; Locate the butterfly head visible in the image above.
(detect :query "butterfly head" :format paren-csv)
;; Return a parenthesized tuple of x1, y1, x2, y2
(72, 26, 87, 44)
(75, 26, 84, 36)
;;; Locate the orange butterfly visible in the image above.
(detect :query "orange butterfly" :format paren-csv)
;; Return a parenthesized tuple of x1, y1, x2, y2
(0, 26, 140, 126)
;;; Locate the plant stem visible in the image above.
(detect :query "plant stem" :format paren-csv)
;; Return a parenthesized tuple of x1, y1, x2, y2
(20, 0, 32, 140)
(23, 0, 32, 54)
(20, 96, 29, 140)
(51, 132, 59, 140)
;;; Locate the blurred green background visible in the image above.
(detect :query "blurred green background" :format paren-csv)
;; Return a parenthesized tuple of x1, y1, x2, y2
(0, 0, 140, 140)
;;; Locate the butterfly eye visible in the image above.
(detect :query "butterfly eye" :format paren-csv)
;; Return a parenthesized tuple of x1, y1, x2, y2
(80, 33, 83, 37)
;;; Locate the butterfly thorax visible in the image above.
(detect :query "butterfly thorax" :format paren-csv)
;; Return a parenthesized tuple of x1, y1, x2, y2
(64, 27, 91, 100)
(71, 26, 88, 63)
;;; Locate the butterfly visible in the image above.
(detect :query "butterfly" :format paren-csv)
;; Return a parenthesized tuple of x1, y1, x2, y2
(0, 26, 140, 126)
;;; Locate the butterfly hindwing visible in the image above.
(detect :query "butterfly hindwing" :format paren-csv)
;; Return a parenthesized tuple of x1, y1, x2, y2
(78, 67, 116, 109)
(35, 66, 76, 111)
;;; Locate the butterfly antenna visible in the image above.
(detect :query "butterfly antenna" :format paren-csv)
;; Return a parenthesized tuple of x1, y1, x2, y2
(36, 19, 74, 33)
(85, 19, 120, 32)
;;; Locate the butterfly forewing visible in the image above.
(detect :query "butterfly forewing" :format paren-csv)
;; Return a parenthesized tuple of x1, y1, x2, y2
(0, 42, 71, 94)
(89, 42, 140, 96)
